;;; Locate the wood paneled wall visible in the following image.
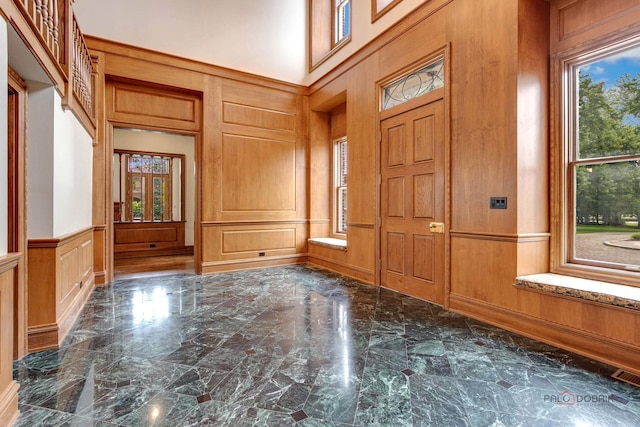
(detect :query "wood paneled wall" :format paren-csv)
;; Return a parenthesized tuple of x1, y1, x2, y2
(84, 0, 640, 373)
(0, 255, 20, 426)
(309, 0, 640, 373)
(27, 227, 95, 352)
(202, 77, 308, 272)
(88, 37, 308, 276)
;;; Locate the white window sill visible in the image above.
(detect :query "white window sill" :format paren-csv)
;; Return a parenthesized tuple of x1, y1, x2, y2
(308, 237, 347, 252)
(515, 273, 640, 311)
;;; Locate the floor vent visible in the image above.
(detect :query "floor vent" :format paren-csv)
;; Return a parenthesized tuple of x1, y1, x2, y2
(612, 369, 640, 388)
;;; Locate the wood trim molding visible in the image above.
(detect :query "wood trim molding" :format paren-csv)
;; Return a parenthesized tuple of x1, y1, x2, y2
(308, 253, 375, 284)
(309, 219, 331, 224)
(0, 380, 20, 427)
(346, 223, 375, 230)
(202, 220, 312, 226)
(28, 226, 95, 248)
(85, 35, 305, 95)
(27, 323, 59, 352)
(309, 0, 452, 91)
(0, 253, 21, 275)
(201, 254, 308, 274)
(449, 293, 640, 375)
(7, 66, 26, 89)
(450, 231, 551, 243)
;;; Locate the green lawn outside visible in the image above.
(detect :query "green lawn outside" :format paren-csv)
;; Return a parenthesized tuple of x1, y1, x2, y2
(576, 224, 639, 234)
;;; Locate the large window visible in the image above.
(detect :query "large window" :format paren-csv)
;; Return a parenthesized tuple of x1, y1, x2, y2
(114, 150, 184, 223)
(334, 137, 348, 234)
(561, 41, 640, 280)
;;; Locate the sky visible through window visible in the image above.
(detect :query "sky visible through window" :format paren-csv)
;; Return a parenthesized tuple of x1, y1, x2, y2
(580, 45, 640, 127)
(583, 45, 640, 88)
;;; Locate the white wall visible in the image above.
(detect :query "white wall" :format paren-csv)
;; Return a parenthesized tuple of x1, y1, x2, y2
(53, 93, 93, 236)
(307, 0, 431, 84)
(114, 129, 196, 246)
(0, 19, 7, 256)
(26, 84, 55, 238)
(27, 86, 93, 238)
(74, 0, 307, 84)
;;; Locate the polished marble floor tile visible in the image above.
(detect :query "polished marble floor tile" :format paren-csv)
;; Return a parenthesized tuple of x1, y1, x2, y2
(12, 265, 640, 426)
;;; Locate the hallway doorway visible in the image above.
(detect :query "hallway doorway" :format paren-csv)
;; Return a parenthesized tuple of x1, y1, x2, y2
(112, 128, 196, 278)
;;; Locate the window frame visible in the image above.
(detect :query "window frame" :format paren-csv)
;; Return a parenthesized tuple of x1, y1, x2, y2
(333, 0, 351, 47)
(553, 36, 640, 287)
(114, 149, 185, 224)
(371, 0, 403, 23)
(333, 136, 348, 236)
(308, 0, 352, 71)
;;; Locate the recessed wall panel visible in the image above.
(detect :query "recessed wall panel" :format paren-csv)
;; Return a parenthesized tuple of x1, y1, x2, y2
(222, 229, 296, 253)
(387, 124, 406, 167)
(387, 177, 405, 218)
(223, 102, 295, 132)
(414, 115, 435, 162)
(222, 134, 296, 211)
(387, 232, 405, 274)
(414, 173, 434, 219)
(414, 234, 434, 282)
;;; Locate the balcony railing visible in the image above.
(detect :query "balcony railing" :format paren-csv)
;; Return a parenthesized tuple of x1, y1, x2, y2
(11, 0, 95, 133)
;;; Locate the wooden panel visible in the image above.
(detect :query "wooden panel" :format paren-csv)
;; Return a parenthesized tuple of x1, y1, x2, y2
(387, 177, 405, 218)
(387, 125, 406, 166)
(558, 0, 638, 40)
(201, 223, 308, 268)
(27, 228, 95, 352)
(106, 80, 201, 131)
(223, 102, 295, 132)
(414, 173, 434, 219)
(414, 116, 435, 162)
(114, 222, 185, 253)
(114, 86, 196, 122)
(414, 235, 434, 282)
(115, 227, 177, 244)
(0, 261, 19, 427)
(387, 233, 405, 274)
(81, 239, 93, 280)
(222, 229, 296, 253)
(222, 134, 296, 211)
(59, 247, 79, 305)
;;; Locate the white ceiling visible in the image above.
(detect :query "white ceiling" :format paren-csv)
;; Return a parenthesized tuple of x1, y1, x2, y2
(73, 0, 308, 84)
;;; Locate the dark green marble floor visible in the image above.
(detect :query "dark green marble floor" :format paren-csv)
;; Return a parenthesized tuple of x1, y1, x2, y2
(12, 265, 640, 426)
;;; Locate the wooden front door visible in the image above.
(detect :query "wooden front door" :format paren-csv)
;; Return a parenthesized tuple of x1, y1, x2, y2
(380, 99, 445, 305)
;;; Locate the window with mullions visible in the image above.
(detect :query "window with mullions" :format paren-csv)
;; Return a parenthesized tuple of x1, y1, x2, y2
(334, 0, 351, 46)
(565, 42, 640, 274)
(335, 137, 348, 234)
(114, 150, 184, 223)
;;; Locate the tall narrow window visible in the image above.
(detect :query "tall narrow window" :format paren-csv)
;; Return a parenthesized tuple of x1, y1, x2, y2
(562, 41, 640, 279)
(309, 0, 352, 70)
(335, 137, 348, 234)
(334, 0, 351, 46)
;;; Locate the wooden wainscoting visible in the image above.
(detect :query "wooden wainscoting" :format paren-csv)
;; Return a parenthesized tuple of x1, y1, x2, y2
(27, 227, 95, 352)
(114, 221, 186, 254)
(0, 254, 20, 426)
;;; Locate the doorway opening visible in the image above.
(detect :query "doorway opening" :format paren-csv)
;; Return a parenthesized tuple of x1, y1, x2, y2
(112, 128, 196, 280)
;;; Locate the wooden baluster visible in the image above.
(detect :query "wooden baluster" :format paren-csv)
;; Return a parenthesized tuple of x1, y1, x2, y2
(51, 0, 59, 60)
(47, 0, 54, 38)
(34, 0, 44, 30)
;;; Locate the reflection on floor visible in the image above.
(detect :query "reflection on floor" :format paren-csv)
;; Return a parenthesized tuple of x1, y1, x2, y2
(13, 265, 640, 426)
